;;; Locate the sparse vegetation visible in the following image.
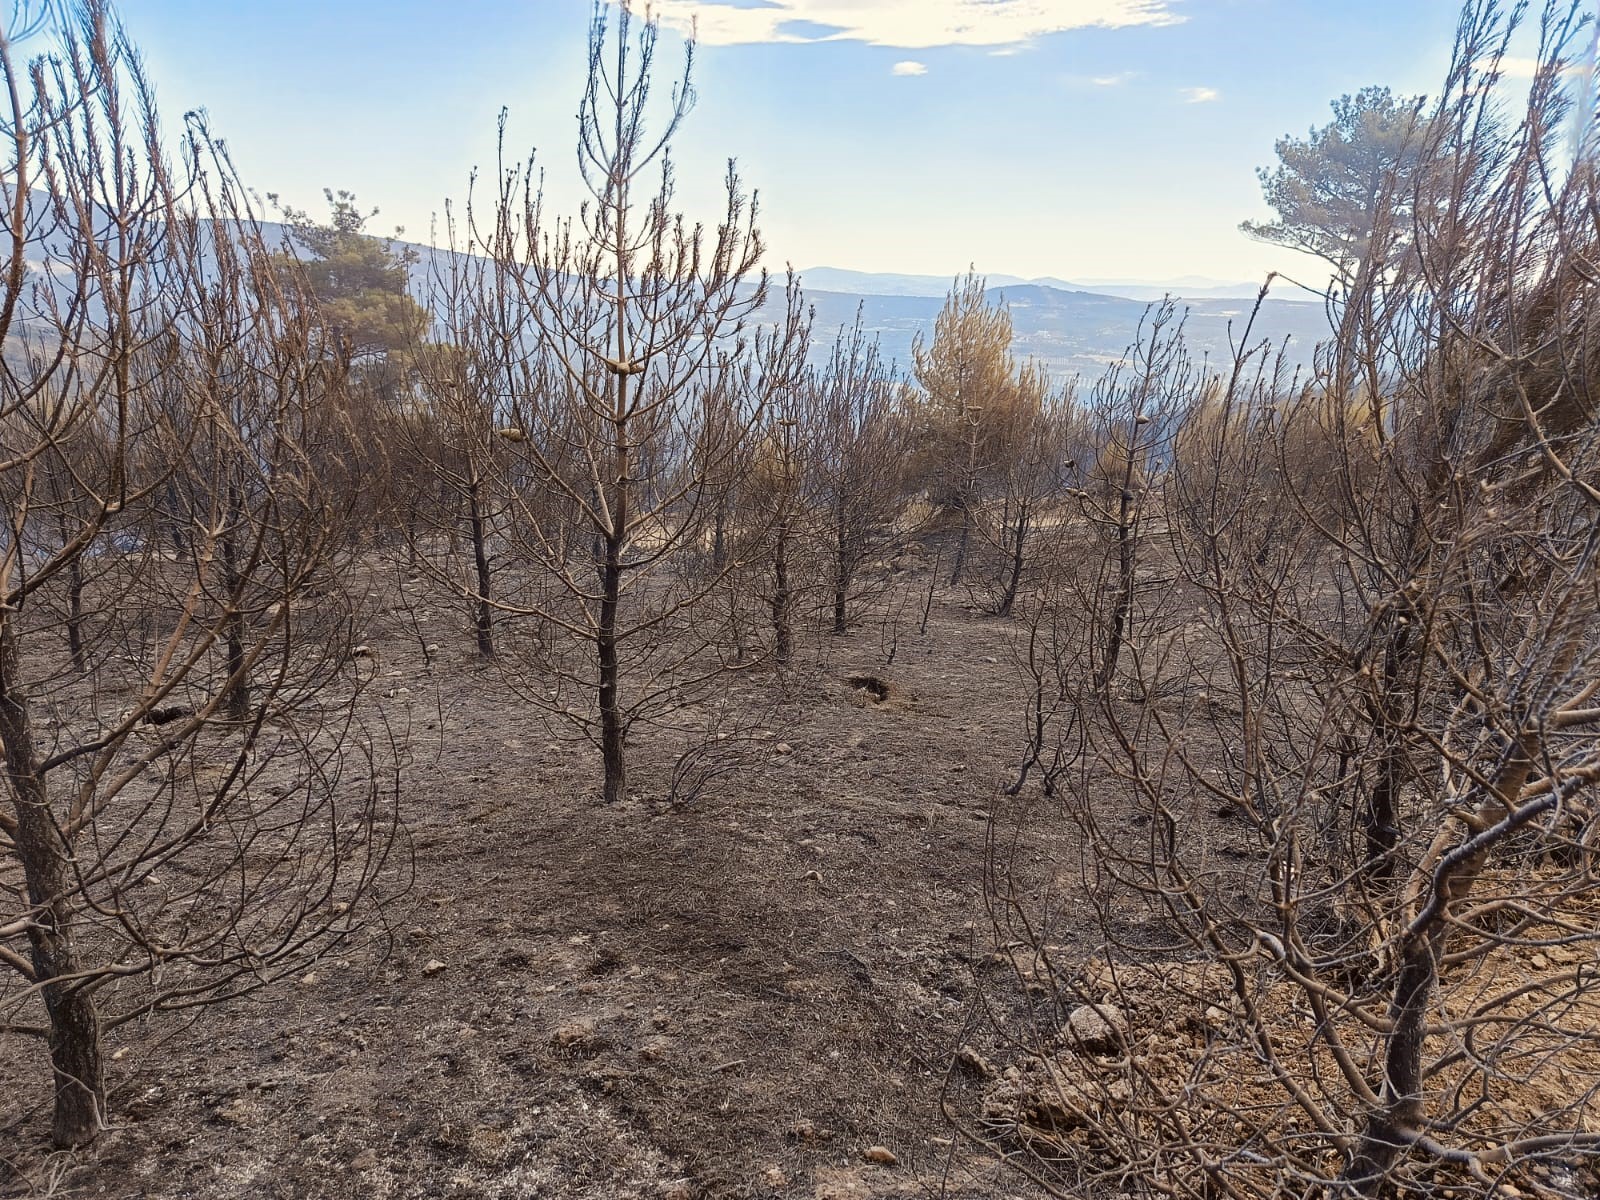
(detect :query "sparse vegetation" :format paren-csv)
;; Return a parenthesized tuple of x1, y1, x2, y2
(3, 0, 1599, 1197)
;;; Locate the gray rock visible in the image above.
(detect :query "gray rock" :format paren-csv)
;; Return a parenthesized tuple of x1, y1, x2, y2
(1066, 1003, 1127, 1053)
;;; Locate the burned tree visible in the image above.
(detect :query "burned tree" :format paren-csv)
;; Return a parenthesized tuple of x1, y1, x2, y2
(460, 7, 805, 802)
(799, 315, 913, 636)
(0, 9, 400, 1148)
(972, 6, 1600, 1197)
(1077, 301, 1194, 696)
(967, 361, 1074, 618)
(400, 233, 510, 661)
(912, 272, 1017, 586)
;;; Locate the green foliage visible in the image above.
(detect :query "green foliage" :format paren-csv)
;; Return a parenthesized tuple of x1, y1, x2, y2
(271, 188, 430, 363)
(1241, 86, 1431, 277)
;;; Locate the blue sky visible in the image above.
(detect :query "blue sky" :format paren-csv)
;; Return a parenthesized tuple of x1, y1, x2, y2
(111, 0, 1485, 289)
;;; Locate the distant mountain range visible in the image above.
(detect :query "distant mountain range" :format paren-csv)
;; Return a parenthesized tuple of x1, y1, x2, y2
(376, 251, 1333, 380)
(781, 272, 1330, 382)
(4, 191, 1331, 383)
(794, 266, 1287, 303)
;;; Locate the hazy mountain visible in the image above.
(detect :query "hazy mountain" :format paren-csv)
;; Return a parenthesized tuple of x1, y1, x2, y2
(786, 281, 1328, 381)
(389, 251, 1331, 379)
(797, 266, 1284, 303)
(1058, 278, 1279, 302)
(794, 267, 1028, 298)
(5, 193, 1327, 382)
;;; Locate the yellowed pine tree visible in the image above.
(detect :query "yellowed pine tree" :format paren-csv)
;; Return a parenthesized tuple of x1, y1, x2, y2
(912, 271, 1019, 583)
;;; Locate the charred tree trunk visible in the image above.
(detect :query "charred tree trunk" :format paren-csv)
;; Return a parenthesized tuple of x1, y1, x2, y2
(0, 619, 104, 1147)
(832, 508, 852, 634)
(712, 500, 728, 574)
(950, 499, 972, 587)
(466, 467, 495, 659)
(950, 411, 982, 586)
(598, 351, 631, 802)
(919, 548, 942, 636)
(1361, 620, 1415, 884)
(1342, 747, 1537, 1195)
(221, 487, 249, 723)
(771, 516, 792, 666)
(1094, 487, 1136, 695)
(996, 502, 1030, 617)
(65, 550, 85, 672)
(598, 528, 626, 803)
(1341, 940, 1433, 1193)
(49, 487, 87, 671)
(163, 482, 189, 561)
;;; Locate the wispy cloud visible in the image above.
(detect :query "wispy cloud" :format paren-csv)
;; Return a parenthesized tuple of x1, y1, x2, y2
(648, 0, 1183, 49)
(892, 60, 928, 76)
(1180, 86, 1220, 103)
(1479, 54, 1583, 79)
(1091, 70, 1136, 86)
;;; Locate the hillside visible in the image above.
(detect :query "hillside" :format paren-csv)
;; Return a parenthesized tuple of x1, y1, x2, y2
(2, 194, 1328, 382)
(785, 280, 1328, 380)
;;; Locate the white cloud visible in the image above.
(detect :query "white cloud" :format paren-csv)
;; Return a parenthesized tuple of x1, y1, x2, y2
(1180, 86, 1219, 103)
(647, 0, 1183, 49)
(1091, 70, 1136, 86)
(892, 60, 928, 76)
(1491, 55, 1542, 78)
(1478, 54, 1582, 79)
